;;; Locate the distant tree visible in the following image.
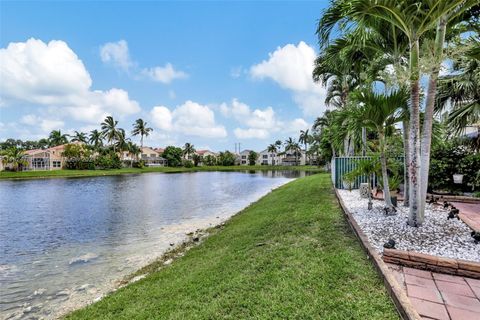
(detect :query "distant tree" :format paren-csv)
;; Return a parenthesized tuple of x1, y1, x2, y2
(89, 130, 103, 149)
(182, 143, 195, 159)
(192, 153, 201, 167)
(1, 147, 27, 171)
(48, 130, 69, 147)
(132, 118, 153, 148)
(218, 151, 236, 166)
(71, 131, 88, 143)
(248, 151, 258, 166)
(275, 140, 283, 149)
(62, 143, 93, 170)
(162, 146, 183, 167)
(101, 116, 119, 151)
(115, 128, 130, 152)
(203, 154, 217, 166)
(285, 138, 301, 165)
(126, 141, 141, 167)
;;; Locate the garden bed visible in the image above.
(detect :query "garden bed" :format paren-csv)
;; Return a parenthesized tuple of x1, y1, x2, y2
(337, 189, 479, 263)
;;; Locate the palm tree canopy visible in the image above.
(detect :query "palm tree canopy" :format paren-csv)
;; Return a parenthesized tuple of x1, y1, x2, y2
(132, 119, 153, 139)
(183, 143, 195, 156)
(101, 116, 119, 145)
(71, 131, 87, 143)
(48, 130, 69, 147)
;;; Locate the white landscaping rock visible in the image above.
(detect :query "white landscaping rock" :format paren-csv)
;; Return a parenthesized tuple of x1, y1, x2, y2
(337, 189, 479, 262)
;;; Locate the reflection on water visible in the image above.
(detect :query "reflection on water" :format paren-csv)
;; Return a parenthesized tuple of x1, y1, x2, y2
(0, 170, 312, 319)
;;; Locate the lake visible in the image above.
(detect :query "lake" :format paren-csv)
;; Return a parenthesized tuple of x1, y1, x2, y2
(0, 170, 310, 319)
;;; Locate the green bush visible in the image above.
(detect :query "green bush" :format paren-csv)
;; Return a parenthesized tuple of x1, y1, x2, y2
(162, 146, 183, 167)
(95, 152, 121, 169)
(429, 140, 480, 192)
(183, 160, 194, 168)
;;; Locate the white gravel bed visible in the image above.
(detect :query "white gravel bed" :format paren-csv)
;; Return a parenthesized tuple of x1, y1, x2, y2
(337, 189, 480, 262)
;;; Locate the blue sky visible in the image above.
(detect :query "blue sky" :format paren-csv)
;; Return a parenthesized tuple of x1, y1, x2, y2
(0, 1, 330, 151)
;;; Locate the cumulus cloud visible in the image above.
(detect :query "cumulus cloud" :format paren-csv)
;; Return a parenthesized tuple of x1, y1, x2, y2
(21, 114, 65, 133)
(0, 38, 141, 124)
(142, 63, 189, 84)
(220, 98, 309, 140)
(150, 100, 227, 138)
(100, 40, 134, 71)
(250, 41, 326, 117)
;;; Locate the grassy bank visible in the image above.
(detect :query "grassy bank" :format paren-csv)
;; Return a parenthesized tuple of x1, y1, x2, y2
(66, 174, 399, 319)
(0, 165, 322, 180)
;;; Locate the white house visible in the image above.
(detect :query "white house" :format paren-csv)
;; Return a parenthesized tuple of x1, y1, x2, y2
(256, 149, 281, 165)
(238, 150, 253, 165)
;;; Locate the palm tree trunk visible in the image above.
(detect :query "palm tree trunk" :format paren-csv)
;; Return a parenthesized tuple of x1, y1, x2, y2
(361, 127, 367, 156)
(402, 120, 410, 207)
(379, 132, 393, 210)
(419, 17, 447, 218)
(408, 38, 422, 227)
(140, 135, 143, 148)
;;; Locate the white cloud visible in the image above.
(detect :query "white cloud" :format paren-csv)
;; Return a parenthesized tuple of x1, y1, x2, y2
(20, 114, 65, 133)
(99, 40, 134, 72)
(0, 38, 141, 124)
(142, 63, 188, 84)
(250, 41, 326, 116)
(150, 106, 173, 131)
(150, 100, 227, 138)
(234, 128, 269, 139)
(220, 98, 309, 140)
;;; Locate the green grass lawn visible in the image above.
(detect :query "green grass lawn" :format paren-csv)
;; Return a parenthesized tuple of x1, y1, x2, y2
(66, 174, 399, 320)
(0, 165, 322, 180)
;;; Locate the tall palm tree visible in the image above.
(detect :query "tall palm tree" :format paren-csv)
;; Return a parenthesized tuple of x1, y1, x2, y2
(48, 130, 69, 147)
(267, 143, 277, 165)
(284, 138, 301, 165)
(115, 128, 130, 152)
(71, 131, 87, 143)
(101, 116, 119, 152)
(126, 141, 141, 167)
(132, 118, 153, 148)
(1, 147, 27, 171)
(317, 0, 478, 226)
(299, 129, 311, 165)
(89, 130, 103, 149)
(183, 143, 195, 160)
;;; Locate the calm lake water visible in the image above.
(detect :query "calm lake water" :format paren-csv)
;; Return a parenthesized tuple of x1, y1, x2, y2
(0, 170, 310, 319)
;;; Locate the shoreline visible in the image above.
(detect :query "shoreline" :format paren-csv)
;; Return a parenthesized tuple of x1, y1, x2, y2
(23, 179, 293, 320)
(0, 165, 323, 181)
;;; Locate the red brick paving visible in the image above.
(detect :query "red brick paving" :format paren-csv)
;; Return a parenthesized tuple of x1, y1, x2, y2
(387, 264, 480, 319)
(450, 202, 480, 232)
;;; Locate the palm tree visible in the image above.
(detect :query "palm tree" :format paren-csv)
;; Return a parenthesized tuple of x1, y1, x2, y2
(132, 118, 153, 148)
(101, 116, 119, 152)
(71, 131, 87, 143)
(89, 130, 103, 149)
(285, 138, 301, 165)
(299, 129, 310, 164)
(317, 0, 478, 226)
(48, 130, 69, 147)
(267, 143, 277, 165)
(437, 41, 480, 135)
(182, 143, 195, 160)
(275, 140, 283, 149)
(126, 141, 141, 167)
(115, 128, 130, 152)
(1, 147, 27, 171)
(350, 89, 408, 211)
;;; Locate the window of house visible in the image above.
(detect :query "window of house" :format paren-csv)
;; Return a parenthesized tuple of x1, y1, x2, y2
(52, 161, 61, 168)
(142, 154, 147, 158)
(262, 155, 268, 159)
(241, 156, 246, 159)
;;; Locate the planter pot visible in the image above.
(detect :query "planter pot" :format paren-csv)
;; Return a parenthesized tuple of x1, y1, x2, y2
(342, 180, 354, 190)
(453, 174, 464, 184)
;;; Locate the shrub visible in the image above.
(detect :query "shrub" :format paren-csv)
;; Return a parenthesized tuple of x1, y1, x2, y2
(162, 146, 183, 167)
(183, 160, 194, 168)
(95, 152, 121, 169)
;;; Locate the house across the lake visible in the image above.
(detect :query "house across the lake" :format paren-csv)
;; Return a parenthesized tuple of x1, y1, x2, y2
(21, 143, 71, 171)
(140, 147, 167, 167)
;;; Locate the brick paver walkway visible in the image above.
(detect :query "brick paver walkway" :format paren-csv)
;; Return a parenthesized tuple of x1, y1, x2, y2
(451, 202, 480, 232)
(387, 264, 480, 319)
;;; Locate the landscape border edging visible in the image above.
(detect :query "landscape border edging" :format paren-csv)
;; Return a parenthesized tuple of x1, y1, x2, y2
(334, 188, 421, 320)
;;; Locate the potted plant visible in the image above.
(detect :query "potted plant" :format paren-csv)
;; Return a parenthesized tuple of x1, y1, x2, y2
(342, 174, 354, 191)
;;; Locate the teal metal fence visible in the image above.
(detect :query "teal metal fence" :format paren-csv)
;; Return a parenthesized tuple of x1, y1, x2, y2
(331, 156, 404, 189)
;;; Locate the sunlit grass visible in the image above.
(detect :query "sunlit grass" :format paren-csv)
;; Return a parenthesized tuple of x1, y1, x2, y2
(66, 174, 399, 320)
